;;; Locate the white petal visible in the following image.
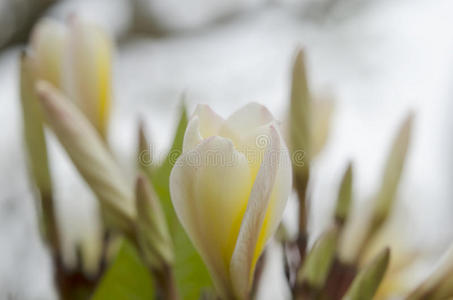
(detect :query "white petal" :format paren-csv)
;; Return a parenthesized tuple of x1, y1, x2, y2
(65, 18, 113, 136)
(183, 105, 225, 153)
(182, 116, 203, 153)
(235, 121, 280, 176)
(192, 104, 224, 138)
(230, 125, 291, 299)
(261, 128, 292, 247)
(219, 102, 274, 146)
(31, 19, 67, 88)
(170, 136, 252, 297)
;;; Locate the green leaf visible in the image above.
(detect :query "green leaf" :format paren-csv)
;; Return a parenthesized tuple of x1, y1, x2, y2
(152, 103, 188, 225)
(91, 240, 155, 300)
(152, 103, 213, 300)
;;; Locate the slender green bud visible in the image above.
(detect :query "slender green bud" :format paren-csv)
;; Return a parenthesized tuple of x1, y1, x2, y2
(334, 163, 353, 227)
(298, 227, 338, 289)
(290, 49, 311, 179)
(343, 248, 390, 300)
(20, 53, 52, 197)
(19, 53, 59, 250)
(135, 174, 173, 270)
(373, 114, 413, 226)
(137, 120, 154, 179)
(355, 115, 413, 262)
(289, 49, 312, 236)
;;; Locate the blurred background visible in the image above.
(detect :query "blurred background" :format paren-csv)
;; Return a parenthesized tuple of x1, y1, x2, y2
(1, 0, 453, 299)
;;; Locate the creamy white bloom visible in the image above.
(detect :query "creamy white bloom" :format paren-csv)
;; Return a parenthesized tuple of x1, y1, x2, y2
(170, 103, 292, 299)
(30, 17, 113, 137)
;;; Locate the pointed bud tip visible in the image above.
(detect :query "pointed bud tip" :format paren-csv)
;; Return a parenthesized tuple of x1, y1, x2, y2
(403, 112, 415, 134)
(179, 91, 188, 106)
(346, 161, 353, 172)
(369, 247, 391, 275)
(138, 119, 147, 141)
(137, 172, 147, 183)
(295, 48, 305, 63)
(35, 80, 54, 103)
(381, 247, 391, 262)
(35, 80, 50, 97)
(135, 173, 148, 195)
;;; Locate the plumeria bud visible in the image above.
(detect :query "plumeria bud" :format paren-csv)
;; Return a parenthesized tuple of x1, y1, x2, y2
(20, 53, 52, 199)
(30, 19, 67, 88)
(135, 174, 173, 270)
(19, 52, 58, 250)
(30, 18, 113, 138)
(137, 120, 155, 178)
(290, 49, 311, 179)
(343, 248, 390, 300)
(354, 115, 413, 261)
(289, 49, 312, 236)
(298, 227, 338, 290)
(373, 114, 413, 225)
(334, 163, 353, 227)
(288, 51, 334, 163)
(65, 18, 113, 137)
(170, 103, 292, 299)
(36, 81, 134, 233)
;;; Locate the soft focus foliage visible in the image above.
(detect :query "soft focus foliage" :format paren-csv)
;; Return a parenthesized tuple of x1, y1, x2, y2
(92, 241, 155, 300)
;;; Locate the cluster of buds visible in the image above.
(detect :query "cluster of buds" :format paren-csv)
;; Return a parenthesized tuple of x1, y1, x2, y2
(20, 17, 176, 300)
(285, 49, 453, 300)
(17, 15, 453, 300)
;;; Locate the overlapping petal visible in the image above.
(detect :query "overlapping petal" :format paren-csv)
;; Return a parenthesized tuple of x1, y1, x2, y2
(183, 104, 224, 152)
(170, 103, 292, 299)
(65, 18, 113, 136)
(31, 19, 67, 88)
(170, 136, 253, 297)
